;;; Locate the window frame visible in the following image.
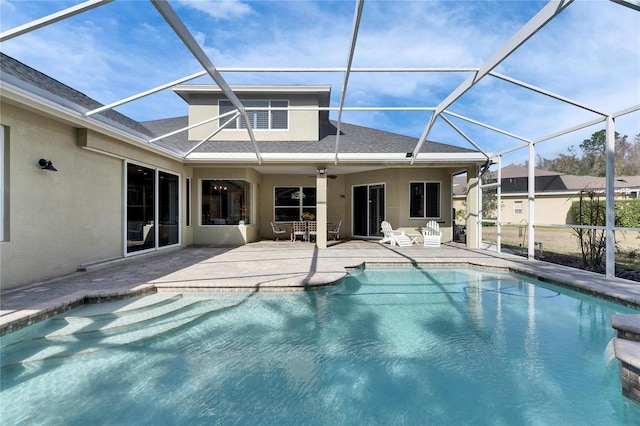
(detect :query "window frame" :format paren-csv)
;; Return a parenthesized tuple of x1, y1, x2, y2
(124, 160, 181, 256)
(409, 181, 441, 219)
(200, 179, 252, 226)
(219, 99, 289, 130)
(274, 186, 317, 222)
(514, 200, 523, 215)
(185, 177, 191, 227)
(0, 125, 5, 242)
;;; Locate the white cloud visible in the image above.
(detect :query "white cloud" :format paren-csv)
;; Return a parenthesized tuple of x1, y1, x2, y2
(0, 0, 15, 13)
(176, 0, 252, 19)
(0, 0, 637, 153)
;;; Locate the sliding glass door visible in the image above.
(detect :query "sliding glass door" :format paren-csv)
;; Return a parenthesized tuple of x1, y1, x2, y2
(352, 183, 385, 238)
(126, 163, 180, 254)
(159, 171, 179, 247)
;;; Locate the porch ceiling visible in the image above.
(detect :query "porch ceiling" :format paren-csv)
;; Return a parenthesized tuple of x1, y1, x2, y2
(1, 0, 638, 166)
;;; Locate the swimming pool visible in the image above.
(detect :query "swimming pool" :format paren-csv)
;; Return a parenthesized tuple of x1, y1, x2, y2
(1, 266, 639, 424)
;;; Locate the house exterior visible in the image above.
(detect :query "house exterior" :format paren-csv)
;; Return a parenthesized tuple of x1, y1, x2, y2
(453, 165, 640, 226)
(1, 53, 486, 290)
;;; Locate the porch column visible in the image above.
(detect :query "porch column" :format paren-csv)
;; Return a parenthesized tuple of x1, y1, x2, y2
(316, 171, 328, 249)
(466, 165, 480, 249)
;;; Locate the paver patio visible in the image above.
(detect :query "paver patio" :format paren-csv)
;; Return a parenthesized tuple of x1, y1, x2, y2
(2, 240, 639, 335)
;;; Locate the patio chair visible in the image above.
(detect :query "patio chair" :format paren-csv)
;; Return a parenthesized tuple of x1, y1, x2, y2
(291, 221, 307, 242)
(270, 221, 287, 240)
(379, 221, 414, 247)
(307, 221, 317, 242)
(328, 219, 342, 240)
(423, 220, 442, 247)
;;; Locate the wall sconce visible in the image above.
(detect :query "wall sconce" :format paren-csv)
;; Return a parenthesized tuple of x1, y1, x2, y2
(317, 168, 326, 175)
(39, 159, 57, 171)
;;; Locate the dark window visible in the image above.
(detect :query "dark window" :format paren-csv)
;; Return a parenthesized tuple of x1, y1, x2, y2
(201, 180, 251, 225)
(274, 186, 316, 221)
(185, 178, 191, 227)
(409, 182, 440, 219)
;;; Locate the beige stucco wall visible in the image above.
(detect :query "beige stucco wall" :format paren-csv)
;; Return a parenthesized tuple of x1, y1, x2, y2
(343, 167, 455, 242)
(0, 102, 189, 290)
(191, 167, 261, 245)
(453, 193, 578, 226)
(187, 93, 320, 142)
(1, 103, 123, 289)
(257, 173, 348, 241)
(500, 194, 575, 225)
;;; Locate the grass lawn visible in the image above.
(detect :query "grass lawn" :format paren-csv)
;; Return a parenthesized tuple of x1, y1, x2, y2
(480, 225, 640, 273)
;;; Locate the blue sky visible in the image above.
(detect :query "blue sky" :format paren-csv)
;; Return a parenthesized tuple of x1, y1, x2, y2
(1, 0, 639, 163)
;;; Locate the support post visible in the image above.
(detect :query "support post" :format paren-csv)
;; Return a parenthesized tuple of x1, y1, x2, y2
(466, 165, 480, 249)
(316, 172, 328, 249)
(605, 116, 616, 278)
(527, 143, 535, 260)
(496, 155, 502, 253)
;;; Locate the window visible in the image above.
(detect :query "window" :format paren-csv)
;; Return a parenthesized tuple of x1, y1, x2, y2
(219, 100, 288, 130)
(514, 200, 523, 215)
(201, 180, 251, 225)
(0, 125, 5, 241)
(126, 163, 180, 254)
(186, 177, 191, 227)
(274, 187, 316, 221)
(409, 182, 440, 218)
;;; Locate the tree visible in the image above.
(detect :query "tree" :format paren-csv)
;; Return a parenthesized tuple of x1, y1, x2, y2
(537, 130, 639, 176)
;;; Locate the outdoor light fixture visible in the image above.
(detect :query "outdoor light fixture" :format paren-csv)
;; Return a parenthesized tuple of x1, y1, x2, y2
(317, 168, 326, 175)
(39, 159, 57, 171)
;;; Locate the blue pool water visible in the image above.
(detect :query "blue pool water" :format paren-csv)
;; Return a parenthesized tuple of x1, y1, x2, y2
(1, 267, 639, 425)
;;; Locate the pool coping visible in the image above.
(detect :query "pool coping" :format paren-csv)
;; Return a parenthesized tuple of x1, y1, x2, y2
(2, 258, 638, 337)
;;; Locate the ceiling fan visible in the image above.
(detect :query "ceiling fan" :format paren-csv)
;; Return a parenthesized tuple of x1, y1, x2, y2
(307, 174, 338, 179)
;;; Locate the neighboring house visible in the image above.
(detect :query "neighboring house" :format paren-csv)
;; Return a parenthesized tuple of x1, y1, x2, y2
(453, 164, 640, 225)
(0, 53, 487, 290)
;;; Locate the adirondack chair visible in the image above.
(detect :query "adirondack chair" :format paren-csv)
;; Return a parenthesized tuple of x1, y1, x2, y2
(380, 221, 414, 247)
(328, 219, 342, 240)
(423, 220, 442, 247)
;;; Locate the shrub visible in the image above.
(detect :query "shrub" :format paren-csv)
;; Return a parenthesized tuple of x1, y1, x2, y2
(614, 199, 640, 227)
(570, 196, 640, 271)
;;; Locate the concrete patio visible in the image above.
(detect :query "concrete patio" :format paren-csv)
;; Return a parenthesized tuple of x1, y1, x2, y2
(1, 240, 639, 335)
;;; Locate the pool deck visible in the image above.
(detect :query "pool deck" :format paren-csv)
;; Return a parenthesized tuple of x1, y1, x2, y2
(1, 240, 639, 335)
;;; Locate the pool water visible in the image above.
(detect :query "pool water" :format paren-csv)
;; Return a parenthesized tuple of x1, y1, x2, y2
(1, 267, 639, 425)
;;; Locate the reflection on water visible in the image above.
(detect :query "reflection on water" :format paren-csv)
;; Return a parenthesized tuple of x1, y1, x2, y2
(1, 267, 638, 425)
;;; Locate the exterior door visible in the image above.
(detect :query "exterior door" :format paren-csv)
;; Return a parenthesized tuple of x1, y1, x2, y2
(352, 184, 385, 237)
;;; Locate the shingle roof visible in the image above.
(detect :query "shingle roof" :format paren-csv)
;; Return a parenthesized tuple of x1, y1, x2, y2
(141, 116, 478, 155)
(499, 164, 562, 178)
(453, 169, 640, 196)
(0, 53, 153, 137)
(2, 52, 479, 157)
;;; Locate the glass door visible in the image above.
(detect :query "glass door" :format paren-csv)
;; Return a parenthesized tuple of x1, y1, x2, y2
(368, 184, 385, 237)
(126, 163, 180, 255)
(352, 183, 385, 237)
(159, 171, 179, 247)
(126, 164, 155, 253)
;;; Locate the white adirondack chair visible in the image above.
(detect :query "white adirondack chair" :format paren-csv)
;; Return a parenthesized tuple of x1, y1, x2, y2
(423, 220, 442, 247)
(380, 221, 414, 247)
